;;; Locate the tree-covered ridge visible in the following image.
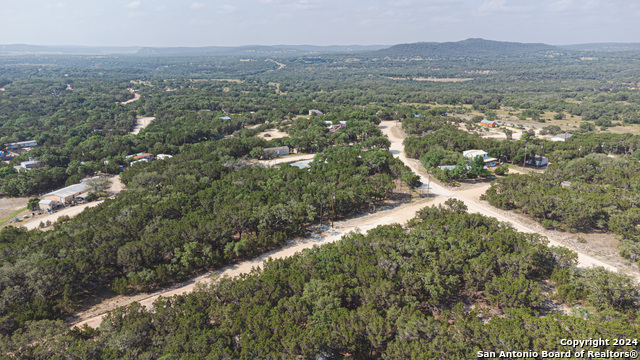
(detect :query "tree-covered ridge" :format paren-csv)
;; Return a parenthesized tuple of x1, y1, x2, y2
(2, 206, 638, 358)
(0, 139, 417, 334)
(373, 38, 562, 59)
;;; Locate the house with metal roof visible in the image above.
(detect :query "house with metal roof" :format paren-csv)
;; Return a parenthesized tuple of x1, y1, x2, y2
(133, 153, 154, 161)
(42, 183, 90, 205)
(480, 119, 497, 127)
(526, 156, 549, 167)
(264, 146, 289, 158)
(463, 149, 497, 167)
(5, 140, 38, 149)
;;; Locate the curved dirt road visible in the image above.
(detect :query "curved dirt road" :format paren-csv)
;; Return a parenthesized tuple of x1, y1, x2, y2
(120, 89, 141, 105)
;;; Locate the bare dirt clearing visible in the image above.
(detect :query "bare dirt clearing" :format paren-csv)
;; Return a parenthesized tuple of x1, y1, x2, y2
(256, 153, 315, 166)
(257, 128, 288, 140)
(23, 202, 104, 231)
(130, 116, 155, 135)
(0, 197, 28, 219)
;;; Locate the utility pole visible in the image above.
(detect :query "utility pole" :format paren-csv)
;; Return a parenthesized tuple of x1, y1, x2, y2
(331, 192, 335, 228)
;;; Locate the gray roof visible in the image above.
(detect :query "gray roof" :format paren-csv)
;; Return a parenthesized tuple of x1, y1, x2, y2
(44, 183, 90, 198)
(220, 116, 231, 120)
(552, 133, 572, 140)
(438, 165, 457, 171)
(264, 146, 289, 151)
(6, 140, 37, 146)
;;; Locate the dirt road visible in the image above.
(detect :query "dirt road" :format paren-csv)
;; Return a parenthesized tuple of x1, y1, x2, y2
(23, 201, 104, 230)
(266, 59, 286, 70)
(379, 121, 623, 273)
(70, 124, 633, 329)
(71, 196, 439, 329)
(120, 89, 141, 105)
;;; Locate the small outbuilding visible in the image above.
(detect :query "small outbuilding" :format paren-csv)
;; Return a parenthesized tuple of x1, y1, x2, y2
(480, 120, 497, 127)
(551, 133, 572, 142)
(264, 146, 290, 158)
(38, 199, 56, 211)
(13, 160, 41, 172)
(527, 156, 549, 167)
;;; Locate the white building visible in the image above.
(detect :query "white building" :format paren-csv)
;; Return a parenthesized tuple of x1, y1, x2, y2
(5, 140, 38, 149)
(263, 146, 290, 158)
(551, 133, 572, 142)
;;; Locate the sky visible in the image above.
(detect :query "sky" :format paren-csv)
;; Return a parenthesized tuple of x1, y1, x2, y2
(1, 0, 639, 47)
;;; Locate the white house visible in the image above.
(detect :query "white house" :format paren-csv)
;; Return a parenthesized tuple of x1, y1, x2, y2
(527, 156, 549, 167)
(463, 149, 497, 167)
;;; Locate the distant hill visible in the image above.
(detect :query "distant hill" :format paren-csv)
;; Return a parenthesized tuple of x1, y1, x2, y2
(135, 44, 388, 57)
(0, 44, 141, 55)
(371, 38, 562, 58)
(559, 43, 640, 52)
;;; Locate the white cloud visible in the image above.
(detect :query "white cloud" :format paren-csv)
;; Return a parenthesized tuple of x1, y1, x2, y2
(478, 0, 507, 13)
(257, 0, 321, 10)
(582, 0, 600, 11)
(477, 0, 534, 15)
(125, 1, 141, 9)
(549, 0, 572, 12)
(191, 2, 206, 10)
(219, 5, 237, 13)
(389, 0, 412, 7)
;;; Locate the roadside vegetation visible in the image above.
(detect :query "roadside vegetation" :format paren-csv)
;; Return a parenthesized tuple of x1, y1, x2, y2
(2, 206, 639, 358)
